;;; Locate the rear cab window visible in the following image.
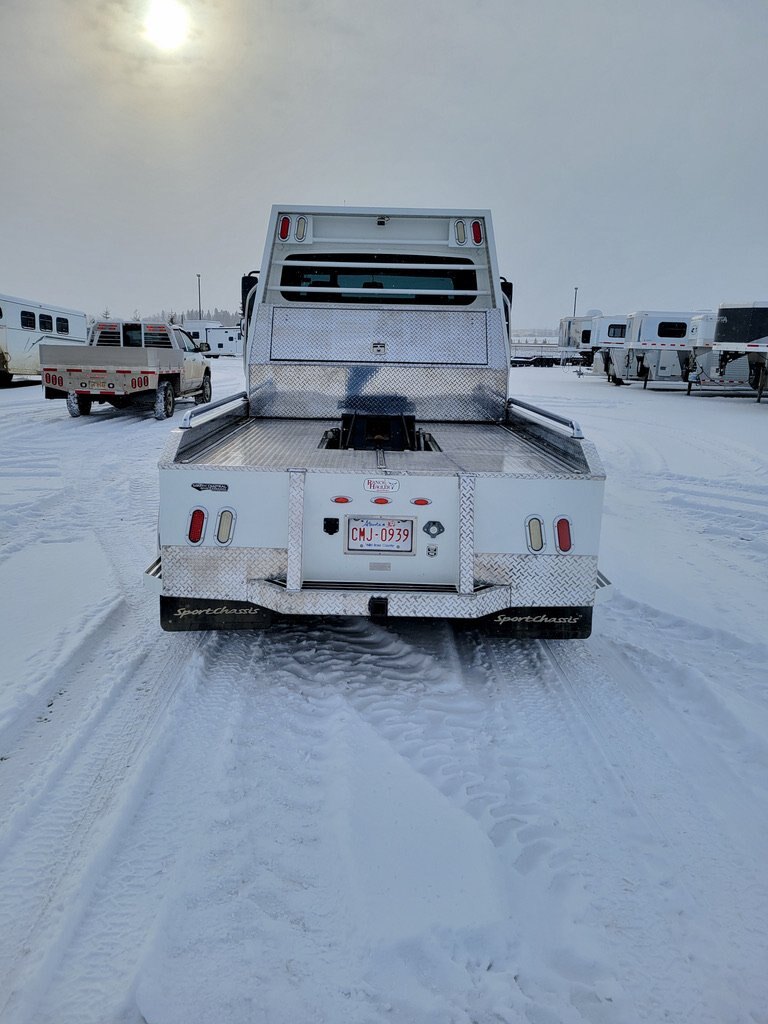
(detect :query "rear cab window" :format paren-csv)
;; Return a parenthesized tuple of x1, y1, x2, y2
(279, 253, 478, 305)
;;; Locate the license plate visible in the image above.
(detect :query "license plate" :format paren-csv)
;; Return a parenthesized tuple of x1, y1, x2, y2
(346, 517, 414, 553)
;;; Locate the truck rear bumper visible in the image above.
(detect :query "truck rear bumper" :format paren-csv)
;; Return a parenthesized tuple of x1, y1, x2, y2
(149, 556, 608, 638)
(158, 591, 594, 637)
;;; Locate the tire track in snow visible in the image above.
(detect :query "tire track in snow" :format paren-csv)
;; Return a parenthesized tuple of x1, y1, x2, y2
(0, 629, 207, 1023)
(243, 619, 631, 1023)
(26, 630, 392, 1024)
(533, 631, 768, 1024)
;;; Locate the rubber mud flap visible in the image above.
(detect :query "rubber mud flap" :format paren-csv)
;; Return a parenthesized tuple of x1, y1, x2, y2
(160, 596, 273, 631)
(472, 605, 593, 640)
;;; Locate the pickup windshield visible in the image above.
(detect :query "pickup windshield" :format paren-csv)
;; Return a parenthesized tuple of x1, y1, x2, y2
(279, 253, 478, 305)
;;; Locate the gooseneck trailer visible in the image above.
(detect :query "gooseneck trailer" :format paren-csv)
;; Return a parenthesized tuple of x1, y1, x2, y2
(147, 206, 607, 637)
(0, 294, 87, 386)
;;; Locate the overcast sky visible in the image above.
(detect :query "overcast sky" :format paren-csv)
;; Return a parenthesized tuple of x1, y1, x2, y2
(1, 0, 767, 327)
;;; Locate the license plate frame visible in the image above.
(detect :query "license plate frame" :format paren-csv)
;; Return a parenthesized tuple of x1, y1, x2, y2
(345, 516, 415, 555)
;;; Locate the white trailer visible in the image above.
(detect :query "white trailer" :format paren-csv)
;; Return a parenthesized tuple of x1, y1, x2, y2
(147, 206, 607, 638)
(604, 310, 705, 385)
(183, 320, 243, 357)
(711, 302, 768, 401)
(0, 294, 88, 386)
(686, 312, 751, 392)
(557, 311, 602, 366)
(589, 315, 627, 374)
(206, 325, 243, 357)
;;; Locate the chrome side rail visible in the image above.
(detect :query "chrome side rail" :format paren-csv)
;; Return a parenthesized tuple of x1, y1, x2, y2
(507, 397, 584, 439)
(180, 391, 249, 430)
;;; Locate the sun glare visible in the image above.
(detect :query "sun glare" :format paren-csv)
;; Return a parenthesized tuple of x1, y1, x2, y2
(144, 0, 190, 51)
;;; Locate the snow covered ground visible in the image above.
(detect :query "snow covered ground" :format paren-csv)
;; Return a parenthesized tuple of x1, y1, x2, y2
(0, 360, 767, 1024)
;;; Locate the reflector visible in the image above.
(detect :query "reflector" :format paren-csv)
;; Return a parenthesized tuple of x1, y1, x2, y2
(555, 517, 572, 552)
(188, 508, 206, 544)
(527, 516, 544, 552)
(216, 509, 234, 544)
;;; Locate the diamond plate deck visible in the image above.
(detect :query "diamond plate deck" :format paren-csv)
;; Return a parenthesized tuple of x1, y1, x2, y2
(175, 418, 587, 477)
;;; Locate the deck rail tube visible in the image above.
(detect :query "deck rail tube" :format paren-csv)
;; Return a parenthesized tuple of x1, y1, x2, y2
(507, 397, 584, 439)
(180, 391, 249, 430)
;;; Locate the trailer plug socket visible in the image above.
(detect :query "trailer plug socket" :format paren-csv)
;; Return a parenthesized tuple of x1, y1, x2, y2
(323, 518, 340, 536)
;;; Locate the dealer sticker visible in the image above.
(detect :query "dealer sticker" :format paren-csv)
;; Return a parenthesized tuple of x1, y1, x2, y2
(364, 478, 400, 493)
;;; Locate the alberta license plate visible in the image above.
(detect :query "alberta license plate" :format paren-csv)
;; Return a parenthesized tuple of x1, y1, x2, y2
(346, 517, 414, 553)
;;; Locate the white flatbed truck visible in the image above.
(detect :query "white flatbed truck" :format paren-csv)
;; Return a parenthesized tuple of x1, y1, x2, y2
(40, 320, 212, 418)
(147, 206, 607, 637)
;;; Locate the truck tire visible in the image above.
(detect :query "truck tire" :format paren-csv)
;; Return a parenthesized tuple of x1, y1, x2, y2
(194, 373, 212, 405)
(67, 392, 92, 417)
(154, 382, 175, 420)
(0, 370, 13, 388)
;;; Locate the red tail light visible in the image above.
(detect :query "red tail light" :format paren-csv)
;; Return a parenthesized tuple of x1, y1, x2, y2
(471, 220, 483, 244)
(555, 517, 572, 552)
(372, 496, 391, 505)
(411, 498, 431, 506)
(188, 508, 206, 544)
(278, 216, 291, 240)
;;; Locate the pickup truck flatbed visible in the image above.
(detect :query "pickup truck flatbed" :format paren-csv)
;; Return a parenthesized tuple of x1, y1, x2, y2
(149, 206, 606, 638)
(41, 320, 212, 419)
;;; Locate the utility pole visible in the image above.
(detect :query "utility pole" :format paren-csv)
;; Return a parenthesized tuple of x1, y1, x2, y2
(572, 286, 578, 317)
(197, 274, 202, 319)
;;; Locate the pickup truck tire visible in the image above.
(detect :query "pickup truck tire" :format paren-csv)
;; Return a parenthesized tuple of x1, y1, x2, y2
(194, 373, 212, 405)
(67, 392, 92, 417)
(154, 382, 175, 420)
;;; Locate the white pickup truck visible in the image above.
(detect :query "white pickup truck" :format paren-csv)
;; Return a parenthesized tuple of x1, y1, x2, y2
(40, 320, 212, 419)
(147, 206, 607, 638)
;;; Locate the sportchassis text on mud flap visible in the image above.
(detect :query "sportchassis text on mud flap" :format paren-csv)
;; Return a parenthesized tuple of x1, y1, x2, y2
(146, 206, 608, 639)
